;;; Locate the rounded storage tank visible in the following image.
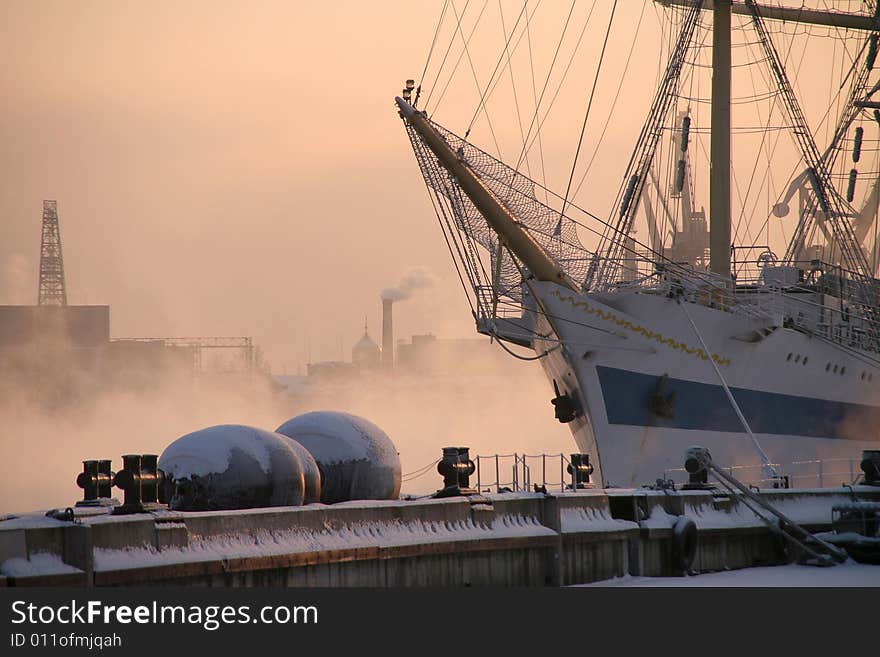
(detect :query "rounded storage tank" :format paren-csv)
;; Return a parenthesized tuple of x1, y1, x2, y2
(287, 439, 322, 504)
(158, 424, 305, 511)
(276, 411, 401, 504)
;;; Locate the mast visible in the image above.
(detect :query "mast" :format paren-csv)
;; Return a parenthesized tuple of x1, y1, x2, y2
(657, 1, 880, 32)
(710, 0, 731, 280)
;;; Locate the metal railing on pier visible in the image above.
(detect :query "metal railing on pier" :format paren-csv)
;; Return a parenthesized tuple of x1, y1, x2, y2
(663, 456, 862, 490)
(404, 453, 864, 495)
(471, 453, 590, 493)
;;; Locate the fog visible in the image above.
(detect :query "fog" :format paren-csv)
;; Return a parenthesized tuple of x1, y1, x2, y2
(0, 337, 575, 514)
(1, 2, 871, 511)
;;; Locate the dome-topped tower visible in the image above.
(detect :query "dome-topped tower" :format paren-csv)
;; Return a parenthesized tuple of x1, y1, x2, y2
(352, 319, 381, 370)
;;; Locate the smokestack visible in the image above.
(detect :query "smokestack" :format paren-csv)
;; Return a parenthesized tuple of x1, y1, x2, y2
(382, 298, 394, 371)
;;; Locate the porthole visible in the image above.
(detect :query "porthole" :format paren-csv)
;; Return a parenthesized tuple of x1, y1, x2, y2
(826, 363, 831, 372)
(841, 366, 846, 375)
(833, 365, 838, 373)
(787, 353, 793, 361)
(802, 356, 808, 365)
(861, 372, 866, 381)
(795, 354, 801, 363)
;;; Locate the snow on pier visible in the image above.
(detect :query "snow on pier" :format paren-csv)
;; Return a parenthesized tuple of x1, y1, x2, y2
(1, 487, 878, 587)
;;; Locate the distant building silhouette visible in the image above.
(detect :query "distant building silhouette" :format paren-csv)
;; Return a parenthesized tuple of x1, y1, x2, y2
(352, 320, 381, 371)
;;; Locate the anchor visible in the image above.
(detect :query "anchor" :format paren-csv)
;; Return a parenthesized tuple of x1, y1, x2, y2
(551, 379, 581, 423)
(649, 374, 676, 419)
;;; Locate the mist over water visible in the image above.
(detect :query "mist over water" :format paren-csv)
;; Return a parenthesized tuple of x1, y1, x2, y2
(0, 341, 575, 515)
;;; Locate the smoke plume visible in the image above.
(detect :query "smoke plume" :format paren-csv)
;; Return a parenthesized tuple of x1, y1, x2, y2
(381, 267, 437, 302)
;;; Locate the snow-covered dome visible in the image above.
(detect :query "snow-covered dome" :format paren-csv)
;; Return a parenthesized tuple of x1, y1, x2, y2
(159, 424, 306, 511)
(275, 411, 401, 504)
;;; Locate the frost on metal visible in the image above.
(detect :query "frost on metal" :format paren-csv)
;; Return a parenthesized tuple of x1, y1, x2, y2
(276, 411, 401, 504)
(158, 424, 306, 511)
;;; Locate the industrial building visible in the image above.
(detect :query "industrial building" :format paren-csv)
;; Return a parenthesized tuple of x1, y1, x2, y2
(0, 201, 268, 406)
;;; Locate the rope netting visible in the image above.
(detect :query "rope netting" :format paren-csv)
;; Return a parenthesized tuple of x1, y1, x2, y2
(410, 118, 593, 304)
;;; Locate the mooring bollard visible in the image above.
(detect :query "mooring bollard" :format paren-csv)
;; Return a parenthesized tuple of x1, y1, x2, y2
(112, 454, 168, 515)
(435, 446, 476, 497)
(75, 459, 114, 506)
(567, 453, 594, 489)
(862, 450, 880, 486)
(683, 446, 713, 490)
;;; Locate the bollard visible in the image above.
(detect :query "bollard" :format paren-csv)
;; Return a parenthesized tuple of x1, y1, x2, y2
(566, 453, 594, 489)
(435, 447, 477, 497)
(682, 446, 714, 490)
(862, 450, 880, 486)
(75, 459, 115, 506)
(112, 454, 168, 515)
(139, 454, 162, 503)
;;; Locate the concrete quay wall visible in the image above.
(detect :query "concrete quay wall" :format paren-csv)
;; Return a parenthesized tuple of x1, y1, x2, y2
(1, 487, 876, 587)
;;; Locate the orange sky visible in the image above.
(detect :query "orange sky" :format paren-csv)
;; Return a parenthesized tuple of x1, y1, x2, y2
(0, 1, 869, 369)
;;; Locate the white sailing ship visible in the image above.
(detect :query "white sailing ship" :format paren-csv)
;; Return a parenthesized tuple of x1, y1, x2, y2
(398, 1, 880, 487)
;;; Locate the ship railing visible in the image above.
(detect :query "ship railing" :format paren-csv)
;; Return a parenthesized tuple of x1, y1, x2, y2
(733, 278, 880, 352)
(732, 257, 880, 314)
(600, 256, 778, 321)
(474, 285, 531, 321)
(604, 254, 880, 331)
(477, 251, 880, 351)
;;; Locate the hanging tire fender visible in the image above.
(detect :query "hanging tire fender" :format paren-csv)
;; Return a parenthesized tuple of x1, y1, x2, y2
(672, 516, 698, 573)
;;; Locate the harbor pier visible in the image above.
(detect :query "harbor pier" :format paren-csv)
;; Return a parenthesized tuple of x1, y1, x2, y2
(2, 486, 877, 587)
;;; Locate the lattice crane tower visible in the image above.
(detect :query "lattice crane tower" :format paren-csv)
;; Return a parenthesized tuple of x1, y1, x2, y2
(37, 200, 68, 306)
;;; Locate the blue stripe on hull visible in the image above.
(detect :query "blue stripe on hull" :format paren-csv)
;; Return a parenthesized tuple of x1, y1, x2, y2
(596, 365, 880, 440)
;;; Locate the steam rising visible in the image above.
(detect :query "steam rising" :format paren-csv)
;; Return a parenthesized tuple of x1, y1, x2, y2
(381, 267, 437, 302)
(0, 333, 578, 515)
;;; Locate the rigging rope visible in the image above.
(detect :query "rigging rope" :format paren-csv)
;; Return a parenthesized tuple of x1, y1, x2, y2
(559, 0, 618, 229)
(431, 0, 491, 115)
(402, 460, 441, 482)
(424, 0, 474, 110)
(591, 0, 704, 290)
(573, 0, 647, 199)
(416, 0, 451, 109)
(517, 2, 599, 170)
(513, 0, 578, 173)
(499, 1, 536, 185)
(448, 0, 505, 158)
(524, 0, 550, 201)
(464, 1, 528, 139)
(678, 297, 779, 481)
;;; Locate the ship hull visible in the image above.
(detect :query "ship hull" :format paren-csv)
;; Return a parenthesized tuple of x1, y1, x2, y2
(528, 281, 880, 488)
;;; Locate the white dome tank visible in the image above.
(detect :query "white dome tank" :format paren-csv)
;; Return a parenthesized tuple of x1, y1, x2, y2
(286, 438, 322, 504)
(275, 411, 401, 504)
(158, 424, 305, 511)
